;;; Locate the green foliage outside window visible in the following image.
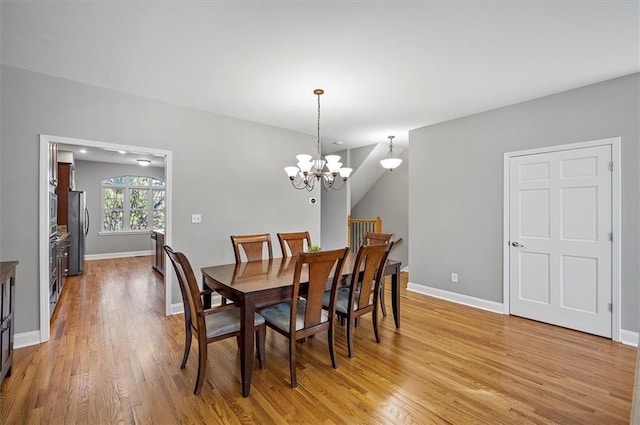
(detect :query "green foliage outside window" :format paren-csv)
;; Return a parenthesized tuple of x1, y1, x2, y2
(102, 176, 165, 232)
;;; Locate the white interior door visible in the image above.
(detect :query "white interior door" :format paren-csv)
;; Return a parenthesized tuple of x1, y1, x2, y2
(509, 145, 612, 337)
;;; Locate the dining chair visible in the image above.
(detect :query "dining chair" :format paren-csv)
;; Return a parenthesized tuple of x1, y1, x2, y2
(231, 233, 273, 263)
(164, 246, 266, 394)
(277, 231, 312, 257)
(363, 232, 394, 246)
(323, 242, 393, 358)
(258, 247, 349, 388)
(363, 231, 394, 317)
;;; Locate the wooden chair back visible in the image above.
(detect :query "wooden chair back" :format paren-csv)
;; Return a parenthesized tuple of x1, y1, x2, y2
(349, 242, 394, 315)
(231, 233, 273, 263)
(164, 246, 204, 335)
(277, 231, 312, 257)
(290, 248, 349, 338)
(363, 232, 394, 246)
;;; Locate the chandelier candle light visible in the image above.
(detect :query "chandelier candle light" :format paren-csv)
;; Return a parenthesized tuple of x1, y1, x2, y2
(380, 135, 402, 171)
(285, 89, 353, 191)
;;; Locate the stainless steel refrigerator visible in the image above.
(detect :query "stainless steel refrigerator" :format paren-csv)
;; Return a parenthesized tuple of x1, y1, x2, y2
(68, 190, 88, 275)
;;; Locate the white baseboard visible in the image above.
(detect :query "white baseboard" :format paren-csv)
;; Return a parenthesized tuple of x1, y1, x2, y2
(169, 294, 223, 316)
(14, 330, 42, 349)
(408, 283, 638, 346)
(620, 329, 639, 347)
(407, 282, 504, 314)
(85, 250, 152, 261)
(170, 302, 184, 315)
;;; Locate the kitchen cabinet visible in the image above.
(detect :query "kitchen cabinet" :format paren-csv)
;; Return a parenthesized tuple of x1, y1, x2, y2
(151, 230, 165, 275)
(56, 162, 74, 225)
(0, 261, 18, 387)
(49, 237, 58, 318)
(49, 233, 70, 318)
(57, 234, 70, 296)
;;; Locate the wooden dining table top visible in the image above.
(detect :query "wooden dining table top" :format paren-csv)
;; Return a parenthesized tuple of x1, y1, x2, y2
(201, 253, 402, 294)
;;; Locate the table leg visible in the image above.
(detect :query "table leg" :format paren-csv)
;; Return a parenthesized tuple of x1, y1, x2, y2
(240, 300, 255, 397)
(201, 275, 212, 309)
(391, 265, 400, 328)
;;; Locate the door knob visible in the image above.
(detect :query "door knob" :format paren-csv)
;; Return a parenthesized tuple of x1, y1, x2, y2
(511, 241, 524, 248)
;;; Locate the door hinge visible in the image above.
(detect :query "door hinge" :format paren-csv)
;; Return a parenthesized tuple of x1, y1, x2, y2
(609, 161, 614, 171)
(608, 303, 613, 313)
(609, 232, 613, 242)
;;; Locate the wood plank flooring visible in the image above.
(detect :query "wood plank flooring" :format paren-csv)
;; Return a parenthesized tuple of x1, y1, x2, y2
(0, 256, 636, 424)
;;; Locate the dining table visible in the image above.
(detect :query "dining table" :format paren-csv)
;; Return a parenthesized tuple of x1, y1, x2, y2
(201, 253, 402, 397)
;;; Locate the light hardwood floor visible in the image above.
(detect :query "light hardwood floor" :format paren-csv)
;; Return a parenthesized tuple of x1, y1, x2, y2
(0, 256, 636, 424)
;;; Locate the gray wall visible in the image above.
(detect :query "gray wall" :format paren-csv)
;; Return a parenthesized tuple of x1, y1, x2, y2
(0, 65, 321, 333)
(321, 149, 350, 251)
(74, 160, 165, 256)
(0, 65, 3, 262)
(409, 73, 639, 331)
(351, 149, 409, 269)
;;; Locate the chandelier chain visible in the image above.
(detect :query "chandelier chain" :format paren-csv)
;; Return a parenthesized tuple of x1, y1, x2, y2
(317, 92, 321, 156)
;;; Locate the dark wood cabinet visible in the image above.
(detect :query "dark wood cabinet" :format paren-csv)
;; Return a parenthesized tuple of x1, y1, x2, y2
(151, 230, 165, 275)
(0, 261, 18, 387)
(57, 235, 70, 296)
(49, 234, 69, 318)
(56, 162, 73, 225)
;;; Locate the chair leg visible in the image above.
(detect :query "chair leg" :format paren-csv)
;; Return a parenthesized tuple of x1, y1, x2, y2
(328, 322, 338, 369)
(346, 316, 356, 359)
(181, 323, 192, 369)
(289, 337, 297, 388)
(372, 305, 381, 343)
(256, 325, 266, 370)
(379, 280, 387, 317)
(194, 340, 207, 394)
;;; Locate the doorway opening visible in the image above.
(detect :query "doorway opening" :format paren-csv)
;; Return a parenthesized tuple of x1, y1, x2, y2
(38, 134, 173, 343)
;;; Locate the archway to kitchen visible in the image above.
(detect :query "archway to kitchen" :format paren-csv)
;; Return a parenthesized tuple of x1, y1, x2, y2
(38, 134, 173, 342)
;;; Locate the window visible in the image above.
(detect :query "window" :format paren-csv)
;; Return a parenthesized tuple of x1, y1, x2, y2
(102, 175, 165, 232)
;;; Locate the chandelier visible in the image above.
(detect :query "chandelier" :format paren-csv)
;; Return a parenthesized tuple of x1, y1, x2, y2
(380, 135, 402, 171)
(284, 89, 353, 191)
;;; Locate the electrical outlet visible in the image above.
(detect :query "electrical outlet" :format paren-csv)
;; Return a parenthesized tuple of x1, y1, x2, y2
(191, 213, 202, 224)
(451, 273, 458, 283)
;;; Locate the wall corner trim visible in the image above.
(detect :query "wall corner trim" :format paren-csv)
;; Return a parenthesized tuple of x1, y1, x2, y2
(620, 329, 639, 347)
(14, 330, 42, 349)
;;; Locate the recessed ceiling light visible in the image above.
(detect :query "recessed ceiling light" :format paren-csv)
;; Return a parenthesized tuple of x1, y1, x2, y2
(79, 149, 87, 154)
(118, 150, 127, 154)
(137, 159, 151, 166)
(333, 141, 343, 145)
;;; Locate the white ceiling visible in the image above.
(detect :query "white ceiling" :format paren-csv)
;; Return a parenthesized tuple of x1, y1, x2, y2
(1, 1, 638, 154)
(57, 143, 166, 168)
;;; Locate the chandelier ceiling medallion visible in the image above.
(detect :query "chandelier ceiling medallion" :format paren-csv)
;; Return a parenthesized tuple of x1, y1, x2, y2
(284, 89, 353, 191)
(380, 135, 402, 171)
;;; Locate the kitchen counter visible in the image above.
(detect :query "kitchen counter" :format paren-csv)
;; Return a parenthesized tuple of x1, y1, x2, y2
(56, 225, 69, 241)
(151, 230, 165, 275)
